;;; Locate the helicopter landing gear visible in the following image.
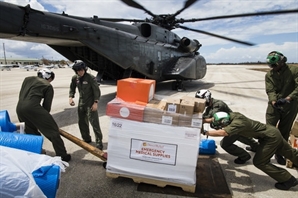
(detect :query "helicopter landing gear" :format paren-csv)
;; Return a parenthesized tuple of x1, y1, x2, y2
(103, 162, 107, 169)
(171, 80, 185, 91)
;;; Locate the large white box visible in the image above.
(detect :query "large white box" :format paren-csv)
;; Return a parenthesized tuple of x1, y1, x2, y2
(106, 118, 201, 185)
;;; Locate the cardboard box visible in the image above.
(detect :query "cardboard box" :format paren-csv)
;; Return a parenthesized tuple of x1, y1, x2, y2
(146, 99, 161, 108)
(107, 118, 200, 185)
(291, 120, 298, 136)
(193, 98, 206, 113)
(116, 78, 156, 103)
(179, 99, 195, 116)
(143, 107, 163, 124)
(106, 98, 145, 122)
(165, 98, 181, 113)
(161, 112, 179, 126)
(289, 134, 298, 148)
(157, 100, 167, 111)
(147, 99, 167, 111)
(178, 113, 203, 128)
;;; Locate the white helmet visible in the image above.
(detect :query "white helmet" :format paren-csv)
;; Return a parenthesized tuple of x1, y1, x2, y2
(195, 89, 211, 103)
(37, 68, 55, 80)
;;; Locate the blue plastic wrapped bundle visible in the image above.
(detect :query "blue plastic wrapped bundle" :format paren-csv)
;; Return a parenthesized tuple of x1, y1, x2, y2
(33, 165, 61, 198)
(0, 146, 68, 198)
(0, 110, 17, 132)
(0, 132, 43, 154)
(199, 139, 216, 155)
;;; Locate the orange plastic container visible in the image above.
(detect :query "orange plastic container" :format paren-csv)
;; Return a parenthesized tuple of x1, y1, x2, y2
(116, 78, 156, 104)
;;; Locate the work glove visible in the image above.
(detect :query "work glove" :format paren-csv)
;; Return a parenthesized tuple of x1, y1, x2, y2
(275, 98, 289, 106)
(201, 130, 208, 136)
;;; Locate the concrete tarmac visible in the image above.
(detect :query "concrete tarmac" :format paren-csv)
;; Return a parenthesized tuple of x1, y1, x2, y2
(0, 65, 297, 198)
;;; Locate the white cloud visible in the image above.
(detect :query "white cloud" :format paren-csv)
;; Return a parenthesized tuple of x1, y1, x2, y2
(204, 42, 298, 63)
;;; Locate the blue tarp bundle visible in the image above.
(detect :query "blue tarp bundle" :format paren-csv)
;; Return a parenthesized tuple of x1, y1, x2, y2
(0, 132, 43, 154)
(0, 146, 67, 198)
(33, 165, 61, 198)
(0, 110, 17, 132)
(199, 139, 216, 155)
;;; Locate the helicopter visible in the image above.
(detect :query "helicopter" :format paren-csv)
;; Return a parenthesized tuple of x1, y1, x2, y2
(0, 0, 297, 90)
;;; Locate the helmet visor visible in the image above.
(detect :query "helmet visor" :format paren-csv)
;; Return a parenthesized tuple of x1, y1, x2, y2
(266, 51, 281, 68)
(73, 67, 84, 72)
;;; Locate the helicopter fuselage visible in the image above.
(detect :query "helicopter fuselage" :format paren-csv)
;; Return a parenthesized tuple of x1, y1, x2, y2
(0, 1, 207, 82)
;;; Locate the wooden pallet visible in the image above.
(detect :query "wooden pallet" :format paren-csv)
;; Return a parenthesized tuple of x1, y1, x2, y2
(106, 172, 196, 193)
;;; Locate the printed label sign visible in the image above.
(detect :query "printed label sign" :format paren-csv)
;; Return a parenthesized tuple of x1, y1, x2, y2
(130, 139, 177, 165)
(185, 130, 198, 140)
(167, 104, 177, 113)
(191, 118, 202, 128)
(161, 115, 173, 125)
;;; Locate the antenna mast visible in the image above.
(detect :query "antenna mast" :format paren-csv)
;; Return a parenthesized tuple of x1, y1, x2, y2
(3, 43, 7, 65)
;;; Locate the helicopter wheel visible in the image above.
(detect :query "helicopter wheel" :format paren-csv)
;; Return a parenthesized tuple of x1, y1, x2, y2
(171, 80, 185, 91)
(177, 83, 185, 92)
(171, 81, 178, 90)
(103, 162, 107, 169)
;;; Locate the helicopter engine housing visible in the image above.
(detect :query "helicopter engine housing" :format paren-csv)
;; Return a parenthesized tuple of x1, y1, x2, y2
(178, 37, 201, 52)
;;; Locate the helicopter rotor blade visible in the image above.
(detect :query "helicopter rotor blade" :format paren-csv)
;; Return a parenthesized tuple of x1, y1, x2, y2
(96, 18, 145, 23)
(180, 9, 298, 23)
(178, 25, 255, 46)
(170, 0, 198, 19)
(121, 0, 156, 18)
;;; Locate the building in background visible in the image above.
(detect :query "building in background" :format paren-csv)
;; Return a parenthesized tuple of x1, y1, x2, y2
(0, 58, 41, 67)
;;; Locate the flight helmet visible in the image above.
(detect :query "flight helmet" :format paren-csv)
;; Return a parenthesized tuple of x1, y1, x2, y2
(266, 51, 287, 68)
(210, 112, 231, 130)
(195, 89, 212, 105)
(72, 60, 88, 72)
(37, 68, 55, 80)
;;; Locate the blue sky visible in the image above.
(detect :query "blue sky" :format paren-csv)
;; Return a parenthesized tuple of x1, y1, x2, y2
(0, 0, 297, 63)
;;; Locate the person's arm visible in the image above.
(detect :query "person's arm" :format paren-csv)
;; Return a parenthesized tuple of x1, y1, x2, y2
(287, 66, 298, 101)
(265, 73, 277, 104)
(203, 129, 229, 137)
(203, 118, 213, 123)
(69, 76, 77, 106)
(42, 85, 54, 112)
(90, 75, 100, 111)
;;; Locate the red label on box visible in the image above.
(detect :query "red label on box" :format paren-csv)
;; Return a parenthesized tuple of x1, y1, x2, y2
(106, 98, 145, 122)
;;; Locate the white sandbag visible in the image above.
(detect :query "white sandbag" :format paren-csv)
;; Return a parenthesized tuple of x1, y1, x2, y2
(0, 145, 68, 198)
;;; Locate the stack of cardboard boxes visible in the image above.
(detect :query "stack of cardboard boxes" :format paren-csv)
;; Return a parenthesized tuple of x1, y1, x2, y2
(286, 120, 298, 168)
(105, 78, 205, 192)
(106, 78, 205, 128)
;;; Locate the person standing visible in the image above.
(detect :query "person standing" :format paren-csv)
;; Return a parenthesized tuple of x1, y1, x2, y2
(196, 89, 259, 164)
(69, 60, 103, 150)
(265, 51, 298, 165)
(203, 111, 298, 190)
(16, 68, 71, 162)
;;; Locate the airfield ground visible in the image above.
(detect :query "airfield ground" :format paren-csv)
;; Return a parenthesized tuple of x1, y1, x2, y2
(0, 65, 297, 198)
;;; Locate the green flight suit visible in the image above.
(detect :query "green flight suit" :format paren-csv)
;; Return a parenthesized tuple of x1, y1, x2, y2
(69, 72, 103, 148)
(265, 64, 298, 141)
(204, 99, 259, 160)
(224, 112, 298, 183)
(16, 76, 68, 157)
